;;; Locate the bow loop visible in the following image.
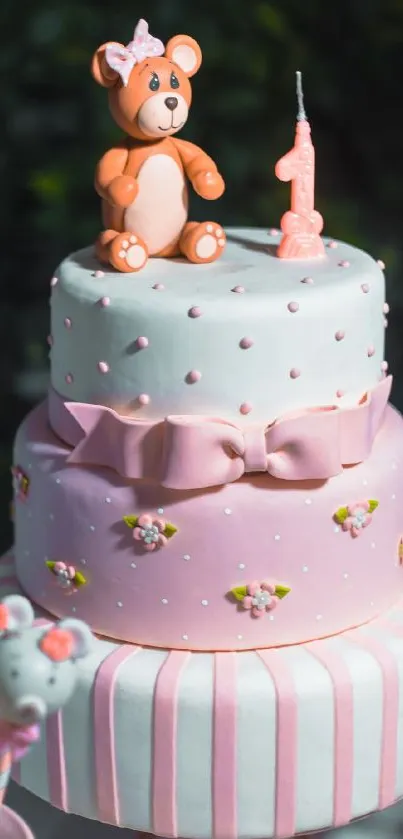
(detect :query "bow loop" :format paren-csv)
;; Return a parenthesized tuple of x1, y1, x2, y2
(105, 19, 165, 86)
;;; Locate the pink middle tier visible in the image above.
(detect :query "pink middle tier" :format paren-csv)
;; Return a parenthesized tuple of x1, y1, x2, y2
(13, 401, 403, 651)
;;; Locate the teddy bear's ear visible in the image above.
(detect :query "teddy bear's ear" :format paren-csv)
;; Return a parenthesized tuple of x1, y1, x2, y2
(165, 35, 202, 78)
(91, 43, 121, 87)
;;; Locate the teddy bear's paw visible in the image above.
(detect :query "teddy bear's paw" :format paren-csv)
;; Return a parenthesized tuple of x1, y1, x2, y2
(181, 222, 226, 264)
(110, 233, 149, 273)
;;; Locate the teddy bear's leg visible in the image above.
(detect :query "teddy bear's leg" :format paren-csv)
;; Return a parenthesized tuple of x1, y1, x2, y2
(96, 230, 149, 273)
(179, 222, 226, 264)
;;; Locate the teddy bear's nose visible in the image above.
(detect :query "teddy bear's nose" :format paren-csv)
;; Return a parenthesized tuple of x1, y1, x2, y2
(165, 97, 178, 111)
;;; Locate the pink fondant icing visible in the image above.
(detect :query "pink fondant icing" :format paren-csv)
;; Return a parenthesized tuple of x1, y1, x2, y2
(13, 399, 403, 651)
(46, 712, 67, 812)
(47, 377, 391, 488)
(94, 645, 138, 824)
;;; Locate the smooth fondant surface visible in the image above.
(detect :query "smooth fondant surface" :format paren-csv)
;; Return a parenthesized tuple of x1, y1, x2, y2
(49, 229, 386, 423)
(13, 400, 403, 651)
(3, 553, 403, 838)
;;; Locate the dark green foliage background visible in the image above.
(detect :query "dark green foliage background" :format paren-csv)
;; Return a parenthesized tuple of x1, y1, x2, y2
(0, 0, 402, 549)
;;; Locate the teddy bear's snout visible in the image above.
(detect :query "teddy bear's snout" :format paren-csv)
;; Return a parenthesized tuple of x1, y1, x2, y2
(165, 96, 179, 111)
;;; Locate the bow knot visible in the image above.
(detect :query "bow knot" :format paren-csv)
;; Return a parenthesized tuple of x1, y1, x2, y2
(105, 19, 165, 86)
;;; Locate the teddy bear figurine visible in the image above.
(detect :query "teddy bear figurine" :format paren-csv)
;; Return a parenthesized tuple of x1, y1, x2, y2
(91, 19, 226, 273)
(0, 594, 93, 838)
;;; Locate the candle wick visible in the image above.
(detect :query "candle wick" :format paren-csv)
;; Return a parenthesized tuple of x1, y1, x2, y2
(296, 70, 307, 121)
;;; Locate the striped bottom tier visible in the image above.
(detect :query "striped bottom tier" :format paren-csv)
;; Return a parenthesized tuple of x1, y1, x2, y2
(2, 550, 403, 839)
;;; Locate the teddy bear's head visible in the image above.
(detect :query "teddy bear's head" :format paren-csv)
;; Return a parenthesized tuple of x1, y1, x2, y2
(92, 19, 202, 141)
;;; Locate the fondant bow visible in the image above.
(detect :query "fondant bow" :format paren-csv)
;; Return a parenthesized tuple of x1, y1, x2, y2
(0, 721, 40, 762)
(105, 19, 165, 86)
(49, 377, 391, 490)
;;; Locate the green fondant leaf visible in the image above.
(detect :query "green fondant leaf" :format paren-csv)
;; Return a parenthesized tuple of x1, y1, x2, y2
(368, 499, 379, 513)
(45, 560, 56, 571)
(231, 585, 248, 602)
(74, 571, 87, 587)
(274, 584, 291, 600)
(123, 515, 139, 529)
(164, 522, 178, 538)
(334, 506, 349, 524)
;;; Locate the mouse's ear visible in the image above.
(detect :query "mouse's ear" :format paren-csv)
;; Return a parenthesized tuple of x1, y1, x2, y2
(91, 43, 122, 87)
(165, 35, 202, 78)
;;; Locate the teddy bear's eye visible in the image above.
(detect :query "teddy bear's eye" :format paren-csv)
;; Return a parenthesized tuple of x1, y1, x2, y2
(170, 72, 180, 89)
(149, 73, 160, 92)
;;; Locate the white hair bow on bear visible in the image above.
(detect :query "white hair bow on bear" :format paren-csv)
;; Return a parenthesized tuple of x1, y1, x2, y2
(105, 19, 165, 86)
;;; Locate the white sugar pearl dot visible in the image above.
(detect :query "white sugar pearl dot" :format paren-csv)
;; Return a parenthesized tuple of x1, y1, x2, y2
(316, 614, 323, 621)
(90, 525, 95, 532)
(370, 601, 374, 607)
(157, 507, 164, 515)
(80, 559, 87, 565)
(238, 563, 246, 569)
(371, 542, 376, 549)
(392, 494, 396, 500)
(362, 479, 368, 486)
(305, 498, 312, 505)
(161, 598, 168, 605)
(224, 508, 232, 515)
(237, 634, 243, 640)
(343, 573, 349, 579)
(392, 462, 397, 470)
(201, 600, 209, 606)
(269, 615, 275, 621)
(182, 634, 188, 641)
(183, 554, 191, 561)
(302, 565, 309, 572)
(334, 525, 340, 533)
(49, 513, 54, 520)
(274, 534, 281, 541)
(55, 478, 61, 484)
(105, 497, 111, 503)
(131, 562, 137, 569)
(117, 601, 123, 608)
(72, 606, 77, 613)
(24, 550, 30, 557)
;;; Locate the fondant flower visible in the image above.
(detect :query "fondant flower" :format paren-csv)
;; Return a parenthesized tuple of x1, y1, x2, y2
(11, 466, 29, 501)
(123, 513, 178, 551)
(334, 499, 379, 537)
(231, 580, 291, 618)
(46, 561, 86, 592)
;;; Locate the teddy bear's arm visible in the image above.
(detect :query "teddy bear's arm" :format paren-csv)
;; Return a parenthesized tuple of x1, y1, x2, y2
(95, 145, 130, 197)
(173, 138, 225, 201)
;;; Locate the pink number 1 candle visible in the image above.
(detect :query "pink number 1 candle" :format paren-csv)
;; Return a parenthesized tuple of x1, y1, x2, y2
(275, 72, 325, 260)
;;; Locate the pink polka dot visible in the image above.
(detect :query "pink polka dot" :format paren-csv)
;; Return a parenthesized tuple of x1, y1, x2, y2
(383, 302, 390, 314)
(269, 228, 279, 236)
(231, 285, 245, 293)
(138, 393, 151, 406)
(336, 389, 345, 398)
(188, 306, 202, 318)
(186, 370, 202, 384)
(287, 301, 299, 313)
(240, 337, 254, 349)
(335, 330, 345, 341)
(338, 260, 350, 268)
(301, 276, 314, 285)
(92, 270, 105, 278)
(65, 373, 73, 384)
(361, 283, 370, 293)
(377, 259, 386, 270)
(98, 361, 109, 374)
(64, 317, 72, 329)
(290, 368, 301, 379)
(153, 283, 165, 291)
(47, 334, 53, 347)
(327, 240, 338, 249)
(381, 361, 389, 372)
(99, 296, 110, 307)
(136, 336, 149, 349)
(367, 345, 375, 357)
(50, 276, 58, 287)
(240, 402, 252, 415)
(384, 317, 388, 328)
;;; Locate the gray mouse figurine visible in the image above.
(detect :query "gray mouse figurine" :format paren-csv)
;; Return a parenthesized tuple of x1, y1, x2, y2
(0, 594, 94, 838)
